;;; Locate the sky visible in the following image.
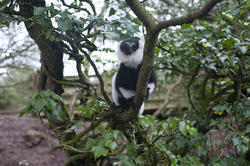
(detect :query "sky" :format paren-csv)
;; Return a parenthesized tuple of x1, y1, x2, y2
(0, 0, 121, 77)
(0, 26, 119, 76)
(0, 0, 154, 78)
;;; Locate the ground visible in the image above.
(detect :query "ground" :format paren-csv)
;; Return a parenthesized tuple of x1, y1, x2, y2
(0, 111, 66, 166)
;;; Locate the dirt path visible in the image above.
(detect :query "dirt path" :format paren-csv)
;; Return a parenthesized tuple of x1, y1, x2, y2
(0, 114, 66, 166)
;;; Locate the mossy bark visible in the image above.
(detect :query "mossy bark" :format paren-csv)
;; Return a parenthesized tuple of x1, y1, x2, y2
(18, 0, 64, 95)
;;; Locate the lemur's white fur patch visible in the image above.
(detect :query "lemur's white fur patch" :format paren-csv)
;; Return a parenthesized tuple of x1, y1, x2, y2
(119, 87, 136, 99)
(117, 40, 144, 68)
(148, 83, 155, 94)
(111, 72, 145, 114)
(111, 72, 119, 106)
(139, 103, 144, 115)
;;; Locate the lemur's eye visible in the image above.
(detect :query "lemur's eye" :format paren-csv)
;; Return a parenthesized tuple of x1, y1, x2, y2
(131, 41, 138, 51)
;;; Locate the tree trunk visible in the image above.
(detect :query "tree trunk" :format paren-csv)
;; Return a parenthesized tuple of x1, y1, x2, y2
(17, 1, 91, 165)
(18, 0, 64, 95)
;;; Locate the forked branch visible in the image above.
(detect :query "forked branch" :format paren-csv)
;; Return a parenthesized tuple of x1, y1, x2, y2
(156, 0, 223, 31)
(125, 0, 223, 115)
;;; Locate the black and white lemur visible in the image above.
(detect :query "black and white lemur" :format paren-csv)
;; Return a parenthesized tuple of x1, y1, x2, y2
(112, 39, 157, 115)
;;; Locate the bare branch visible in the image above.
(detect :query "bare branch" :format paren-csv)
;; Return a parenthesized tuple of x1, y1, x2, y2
(59, 0, 91, 15)
(0, 43, 36, 63)
(68, 89, 82, 120)
(79, 48, 112, 105)
(187, 65, 200, 111)
(0, 80, 28, 88)
(153, 75, 183, 117)
(125, 0, 157, 29)
(44, 69, 87, 89)
(156, 0, 223, 31)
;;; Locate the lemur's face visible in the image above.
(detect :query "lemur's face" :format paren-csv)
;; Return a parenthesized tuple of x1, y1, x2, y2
(120, 40, 139, 55)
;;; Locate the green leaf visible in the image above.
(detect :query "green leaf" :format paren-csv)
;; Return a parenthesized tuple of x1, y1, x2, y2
(102, 129, 114, 139)
(48, 5, 59, 18)
(189, 127, 198, 136)
(207, 62, 217, 71)
(109, 8, 116, 16)
(56, 17, 72, 32)
(138, 115, 155, 131)
(239, 46, 248, 54)
(51, 94, 63, 103)
(0, 12, 13, 26)
(104, 140, 117, 152)
(132, 18, 141, 25)
(177, 155, 189, 163)
(126, 143, 137, 157)
(19, 106, 31, 117)
(18, 90, 65, 120)
(0, 0, 10, 7)
(223, 13, 234, 22)
(113, 130, 122, 140)
(175, 136, 187, 148)
(47, 98, 57, 110)
(212, 105, 226, 112)
(245, 124, 250, 133)
(212, 105, 226, 115)
(104, 32, 120, 40)
(181, 24, 191, 29)
(85, 138, 97, 150)
(97, 125, 105, 130)
(196, 25, 205, 30)
(52, 105, 63, 121)
(158, 121, 170, 134)
(17, 15, 26, 22)
(238, 144, 248, 153)
(179, 121, 188, 136)
(232, 137, 240, 146)
(196, 146, 207, 156)
(34, 7, 46, 16)
(91, 145, 108, 159)
(64, 122, 81, 133)
(33, 98, 47, 112)
(121, 161, 133, 166)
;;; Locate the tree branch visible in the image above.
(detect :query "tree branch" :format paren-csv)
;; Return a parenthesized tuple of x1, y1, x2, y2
(124, 0, 223, 116)
(125, 0, 157, 29)
(79, 48, 112, 105)
(153, 75, 183, 117)
(59, 0, 91, 15)
(187, 65, 200, 111)
(156, 0, 223, 31)
(44, 69, 87, 89)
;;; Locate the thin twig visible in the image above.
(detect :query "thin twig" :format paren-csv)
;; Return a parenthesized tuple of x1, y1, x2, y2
(59, 0, 91, 15)
(64, 109, 115, 145)
(153, 75, 183, 117)
(156, 0, 223, 31)
(44, 69, 87, 89)
(187, 65, 200, 111)
(79, 48, 112, 105)
(39, 112, 52, 150)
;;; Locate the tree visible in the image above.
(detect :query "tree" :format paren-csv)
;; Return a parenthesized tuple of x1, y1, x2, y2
(0, 22, 39, 109)
(1, 0, 249, 165)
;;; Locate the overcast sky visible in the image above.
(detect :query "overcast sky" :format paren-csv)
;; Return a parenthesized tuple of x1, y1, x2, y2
(0, 0, 122, 77)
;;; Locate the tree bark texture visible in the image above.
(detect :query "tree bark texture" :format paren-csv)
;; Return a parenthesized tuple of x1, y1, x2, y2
(18, 0, 64, 95)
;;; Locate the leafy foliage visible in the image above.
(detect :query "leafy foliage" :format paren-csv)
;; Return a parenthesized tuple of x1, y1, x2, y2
(1, 0, 249, 166)
(154, 0, 250, 165)
(19, 90, 67, 121)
